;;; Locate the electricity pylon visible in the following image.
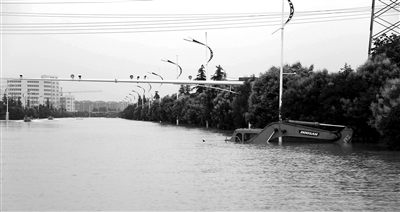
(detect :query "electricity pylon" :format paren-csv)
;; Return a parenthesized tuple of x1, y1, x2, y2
(368, 0, 400, 56)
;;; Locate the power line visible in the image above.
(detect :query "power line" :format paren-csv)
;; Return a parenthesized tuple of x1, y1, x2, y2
(0, 0, 145, 4)
(1, 6, 397, 34)
(0, 6, 374, 19)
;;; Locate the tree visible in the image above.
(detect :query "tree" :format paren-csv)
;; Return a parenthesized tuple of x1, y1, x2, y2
(194, 65, 206, 93)
(141, 103, 149, 121)
(247, 67, 280, 128)
(212, 92, 234, 129)
(149, 100, 161, 122)
(370, 78, 400, 150)
(119, 104, 135, 120)
(179, 85, 191, 96)
(160, 95, 175, 123)
(232, 77, 254, 128)
(181, 96, 202, 125)
(281, 63, 324, 122)
(154, 91, 160, 100)
(376, 105, 400, 150)
(371, 33, 400, 64)
(210, 65, 226, 81)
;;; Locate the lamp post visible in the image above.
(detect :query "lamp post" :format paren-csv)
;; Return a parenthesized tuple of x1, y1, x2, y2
(5, 88, 9, 121)
(124, 97, 129, 107)
(129, 93, 137, 107)
(184, 36, 214, 127)
(125, 96, 132, 105)
(147, 71, 164, 82)
(148, 71, 164, 98)
(162, 56, 182, 125)
(131, 90, 141, 105)
(184, 35, 213, 80)
(277, 0, 294, 122)
(143, 75, 153, 109)
(136, 85, 146, 105)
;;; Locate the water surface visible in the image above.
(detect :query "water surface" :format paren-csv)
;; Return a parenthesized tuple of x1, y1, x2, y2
(2, 118, 399, 211)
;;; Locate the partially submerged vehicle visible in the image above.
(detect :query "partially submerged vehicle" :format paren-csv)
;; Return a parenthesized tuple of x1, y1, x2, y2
(227, 120, 353, 144)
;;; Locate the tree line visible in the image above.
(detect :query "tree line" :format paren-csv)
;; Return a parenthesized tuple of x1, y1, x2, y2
(0, 97, 119, 119)
(0, 97, 72, 119)
(119, 34, 400, 150)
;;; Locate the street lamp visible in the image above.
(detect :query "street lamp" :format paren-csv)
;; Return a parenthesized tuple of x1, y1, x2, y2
(147, 71, 164, 81)
(125, 96, 132, 105)
(143, 76, 153, 109)
(161, 58, 182, 79)
(143, 75, 152, 96)
(136, 85, 145, 102)
(129, 93, 137, 107)
(131, 89, 141, 105)
(148, 71, 164, 97)
(5, 88, 9, 121)
(184, 36, 213, 79)
(161, 57, 182, 125)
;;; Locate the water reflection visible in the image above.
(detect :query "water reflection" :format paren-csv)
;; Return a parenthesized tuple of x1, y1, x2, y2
(2, 118, 399, 211)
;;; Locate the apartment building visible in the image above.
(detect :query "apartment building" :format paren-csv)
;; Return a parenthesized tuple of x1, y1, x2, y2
(74, 100, 123, 112)
(60, 95, 76, 112)
(5, 75, 61, 108)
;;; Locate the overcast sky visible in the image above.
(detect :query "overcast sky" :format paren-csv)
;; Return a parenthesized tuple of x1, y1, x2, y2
(1, 0, 397, 102)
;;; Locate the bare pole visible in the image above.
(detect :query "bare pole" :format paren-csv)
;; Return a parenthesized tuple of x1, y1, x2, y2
(205, 32, 209, 128)
(279, 0, 284, 122)
(176, 55, 179, 125)
(205, 32, 208, 80)
(278, 0, 285, 143)
(5, 88, 9, 121)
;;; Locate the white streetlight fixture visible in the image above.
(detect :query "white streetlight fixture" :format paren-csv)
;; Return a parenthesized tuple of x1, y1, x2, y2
(148, 71, 164, 96)
(162, 57, 182, 125)
(131, 90, 141, 105)
(184, 34, 213, 80)
(277, 0, 294, 143)
(136, 85, 146, 104)
(147, 71, 163, 81)
(278, 0, 294, 122)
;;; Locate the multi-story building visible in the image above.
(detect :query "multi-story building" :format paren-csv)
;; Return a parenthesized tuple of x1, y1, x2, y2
(60, 95, 75, 112)
(74, 100, 124, 112)
(5, 75, 61, 108)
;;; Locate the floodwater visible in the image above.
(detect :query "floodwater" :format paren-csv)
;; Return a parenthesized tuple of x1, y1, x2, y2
(1, 118, 400, 211)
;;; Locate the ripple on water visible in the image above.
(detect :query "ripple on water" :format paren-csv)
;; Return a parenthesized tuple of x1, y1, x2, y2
(2, 118, 400, 211)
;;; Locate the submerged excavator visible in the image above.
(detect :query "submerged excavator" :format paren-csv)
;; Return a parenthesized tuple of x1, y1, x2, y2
(227, 120, 353, 144)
